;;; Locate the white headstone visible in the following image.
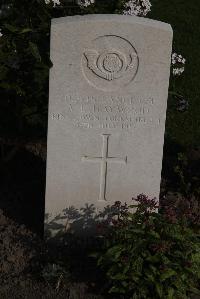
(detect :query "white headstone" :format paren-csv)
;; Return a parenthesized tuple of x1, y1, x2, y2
(45, 14, 172, 227)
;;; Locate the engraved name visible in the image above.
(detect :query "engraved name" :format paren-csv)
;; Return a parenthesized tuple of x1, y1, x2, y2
(51, 95, 160, 130)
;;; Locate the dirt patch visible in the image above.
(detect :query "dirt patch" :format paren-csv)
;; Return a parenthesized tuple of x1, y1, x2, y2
(0, 209, 43, 283)
(0, 210, 105, 299)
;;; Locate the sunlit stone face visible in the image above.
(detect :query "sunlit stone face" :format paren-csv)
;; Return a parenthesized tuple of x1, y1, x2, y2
(45, 15, 173, 234)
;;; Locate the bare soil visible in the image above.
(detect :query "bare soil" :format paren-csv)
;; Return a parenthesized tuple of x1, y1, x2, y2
(0, 209, 105, 299)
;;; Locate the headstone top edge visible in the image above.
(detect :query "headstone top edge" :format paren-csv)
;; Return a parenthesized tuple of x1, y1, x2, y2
(51, 14, 173, 33)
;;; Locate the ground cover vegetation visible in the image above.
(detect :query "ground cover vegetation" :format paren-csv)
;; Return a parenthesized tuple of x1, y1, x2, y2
(93, 195, 200, 298)
(0, 0, 199, 298)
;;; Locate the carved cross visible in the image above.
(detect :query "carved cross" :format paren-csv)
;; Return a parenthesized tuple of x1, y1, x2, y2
(82, 134, 127, 201)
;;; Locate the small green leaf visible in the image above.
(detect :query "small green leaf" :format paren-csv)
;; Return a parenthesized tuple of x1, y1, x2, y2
(167, 288, 175, 299)
(29, 42, 41, 62)
(190, 287, 200, 295)
(106, 245, 123, 259)
(121, 281, 128, 287)
(149, 265, 157, 274)
(109, 285, 124, 293)
(149, 231, 160, 239)
(160, 269, 177, 281)
(88, 252, 99, 258)
(145, 273, 155, 282)
(155, 283, 163, 298)
(111, 273, 127, 280)
(20, 28, 33, 34)
(147, 255, 160, 263)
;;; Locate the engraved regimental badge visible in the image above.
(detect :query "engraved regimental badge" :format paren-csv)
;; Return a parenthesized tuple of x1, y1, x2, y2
(82, 35, 139, 91)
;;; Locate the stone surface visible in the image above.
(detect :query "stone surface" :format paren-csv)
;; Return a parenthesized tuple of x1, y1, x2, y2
(45, 14, 173, 225)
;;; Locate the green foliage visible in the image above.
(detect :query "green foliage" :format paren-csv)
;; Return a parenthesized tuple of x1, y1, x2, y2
(153, 0, 200, 147)
(93, 195, 200, 299)
(0, 0, 51, 137)
(0, 0, 122, 138)
(174, 152, 200, 197)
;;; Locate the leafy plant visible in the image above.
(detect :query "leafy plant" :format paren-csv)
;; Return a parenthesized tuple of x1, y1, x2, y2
(93, 195, 200, 299)
(174, 152, 200, 197)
